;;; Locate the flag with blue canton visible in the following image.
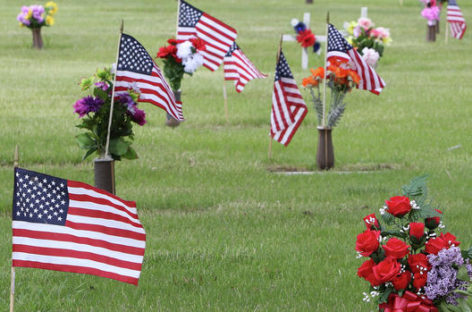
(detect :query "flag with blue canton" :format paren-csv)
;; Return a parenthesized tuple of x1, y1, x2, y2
(12, 167, 146, 285)
(447, 0, 467, 40)
(270, 51, 307, 146)
(177, 0, 237, 71)
(114, 33, 184, 121)
(326, 24, 385, 95)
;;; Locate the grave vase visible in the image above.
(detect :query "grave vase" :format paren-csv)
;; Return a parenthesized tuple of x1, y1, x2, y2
(94, 156, 115, 194)
(316, 127, 334, 170)
(166, 90, 181, 128)
(31, 27, 43, 49)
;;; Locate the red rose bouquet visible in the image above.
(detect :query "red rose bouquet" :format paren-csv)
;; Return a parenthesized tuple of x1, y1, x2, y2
(356, 177, 472, 311)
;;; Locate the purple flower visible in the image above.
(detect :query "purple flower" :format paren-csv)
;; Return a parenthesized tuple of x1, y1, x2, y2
(74, 96, 104, 117)
(31, 5, 45, 23)
(118, 94, 135, 111)
(94, 81, 109, 91)
(132, 108, 146, 126)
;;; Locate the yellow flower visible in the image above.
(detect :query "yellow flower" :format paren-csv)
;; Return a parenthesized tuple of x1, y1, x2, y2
(46, 15, 54, 26)
(346, 36, 354, 45)
(45, 1, 58, 15)
(382, 37, 392, 46)
(26, 9, 32, 19)
(346, 21, 357, 35)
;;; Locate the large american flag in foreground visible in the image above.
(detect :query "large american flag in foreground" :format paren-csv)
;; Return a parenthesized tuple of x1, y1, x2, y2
(177, 0, 237, 71)
(12, 168, 146, 285)
(270, 52, 307, 146)
(114, 33, 184, 121)
(224, 42, 267, 93)
(447, 0, 467, 40)
(327, 24, 385, 95)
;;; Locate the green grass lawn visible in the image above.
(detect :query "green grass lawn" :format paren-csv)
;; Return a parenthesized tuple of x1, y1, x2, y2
(1, 0, 471, 310)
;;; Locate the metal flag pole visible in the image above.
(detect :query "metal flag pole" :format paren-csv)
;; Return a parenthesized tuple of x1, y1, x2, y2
(322, 12, 329, 128)
(445, 20, 449, 44)
(223, 77, 229, 123)
(268, 34, 284, 159)
(10, 145, 19, 312)
(104, 20, 124, 158)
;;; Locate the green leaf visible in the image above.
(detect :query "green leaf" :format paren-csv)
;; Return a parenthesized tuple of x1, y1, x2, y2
(381, 212, 395, 225)
(109, 138, 130, 156)
(122, 146, 138, 160)
(378, 287, 393, 304)
(82, 147, 97, 160)
(75, 133, 95, 149)
(402, 175, 428, 198)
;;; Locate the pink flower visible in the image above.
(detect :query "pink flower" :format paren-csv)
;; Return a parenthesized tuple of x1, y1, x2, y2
(421, 6, 440, 22)
(371, 27, 390, 40)
(357, 17, 373, 30)
(361, 48, 379, 68)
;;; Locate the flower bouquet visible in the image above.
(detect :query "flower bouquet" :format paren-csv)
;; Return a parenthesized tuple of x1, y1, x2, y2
(344, 18, 391, 67)
(17, 2, 58, 49)
(302, 59, 360, 169)
(156, 37, 206, 126)
(74, 67, 146, 161)
(356, 177, 472, 311)
(290, 18, 321, 53)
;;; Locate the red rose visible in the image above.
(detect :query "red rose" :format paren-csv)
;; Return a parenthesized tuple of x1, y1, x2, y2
(296, 29, 316, 48)
(409, 222, 425, 240)
(413, 272, 427, 289)
(408, 253, 430, 274)
(357, 258, 381, 286)
(425, 237, 447, 255)
(383, 238, 410, 259)
(167, 38, 179, 46)
(373, 257, 401, 283)
(425, 209, 442, 230)
(392, 271, 411, 290)
(440, 232, 461, 248)
(355, 230, 380, 257)
(157, 45, 180, 62)
(363, 213, 380, 230)
(385, 196, 411, 217)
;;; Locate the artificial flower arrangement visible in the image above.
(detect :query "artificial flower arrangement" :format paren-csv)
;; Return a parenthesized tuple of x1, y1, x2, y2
(355, 177, 472, 312)
(74, 68, 146, 161)
(302, 58, 360, 128)
(290, 18, 321, 53)
(156, 38, 206, 92)
(344, 17, 391, 68)
(17, 1, 57, 28)
(420, 0, 440, 25)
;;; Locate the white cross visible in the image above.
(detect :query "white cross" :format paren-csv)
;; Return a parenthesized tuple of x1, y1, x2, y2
(282, 13, 326, 70)
(361, 7, 368, 19)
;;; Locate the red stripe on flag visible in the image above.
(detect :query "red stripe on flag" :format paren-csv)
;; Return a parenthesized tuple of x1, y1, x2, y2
(67, 207, 143, 229)
(66, 221, 146, 241)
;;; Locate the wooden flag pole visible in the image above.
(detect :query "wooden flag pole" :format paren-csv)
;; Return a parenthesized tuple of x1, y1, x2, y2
(321, 12, 329, 128)
(222, 78, 229, 123)
(104, 20, 124, 158)
(445, 21, 449, 44)
(269, 35, 284, 159)
(10, 145, 19, 312)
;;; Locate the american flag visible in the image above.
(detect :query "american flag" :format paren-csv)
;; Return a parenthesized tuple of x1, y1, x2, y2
(327, 24, 385, 95)
(223, 42, 267, 93)
(447, 0, 467, 40)
(270, 52, 307, 146)
(114, 33, 184, 121)
(177, 0, 237, 71)
(12, 168, 146, 285)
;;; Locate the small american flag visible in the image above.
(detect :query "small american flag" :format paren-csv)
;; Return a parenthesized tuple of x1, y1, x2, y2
(177, 0, 237, 71)
(224, 42, 267, 93)
(114, 33, 184, 121)
(447, 0, 467, 40)
(327, 24, 385, 95)
(270, 52, 307, 146)
(12, 168, 146, 285)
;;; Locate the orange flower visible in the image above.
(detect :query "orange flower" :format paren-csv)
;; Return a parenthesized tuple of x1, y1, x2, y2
(310, 67, 325, 79)
(302, 76, 319, 87)
(348, 70, 361, 85)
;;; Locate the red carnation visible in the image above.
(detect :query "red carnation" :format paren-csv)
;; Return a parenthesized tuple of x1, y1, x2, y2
(383, 238, 410, 259)
(392, 271, 411, 291)
(357, 258, 381, 286)
(363, 213, 380, 230)
(190, 38, 206, 51)
(167, 38, 179, 45)
(425, 237, 448, 255)
(408, 253, 430, 274)
(355, 230, 380, 257)
(385, 196, 411, 217)
(440, 232, 461, 248)
(409, 222, 425, 240)
(372, 257, 401, 283)
(296, 29, 316, 48)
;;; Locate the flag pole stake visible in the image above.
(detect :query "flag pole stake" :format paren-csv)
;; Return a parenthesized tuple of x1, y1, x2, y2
(445, 20, 449, 44)
(10, 145, 19, 312)
(223, 78, 229, 123)
(321, 12, 329, 128)
(269, 34, 284, 159)
(104, 20, 124, 158)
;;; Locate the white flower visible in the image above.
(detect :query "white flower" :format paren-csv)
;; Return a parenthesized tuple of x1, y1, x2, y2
(361, 48, 379, 68)
(183, 52, 204, 73)
(176, 41, 194, 60)
(291, 18, 299, 27)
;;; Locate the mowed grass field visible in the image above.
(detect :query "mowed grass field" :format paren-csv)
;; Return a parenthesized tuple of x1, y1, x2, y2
(1, 0, 471, 311)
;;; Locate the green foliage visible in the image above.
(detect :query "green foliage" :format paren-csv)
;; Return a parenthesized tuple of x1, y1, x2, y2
(162, 57, 185, 92)
(355, 35, 385, 57)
